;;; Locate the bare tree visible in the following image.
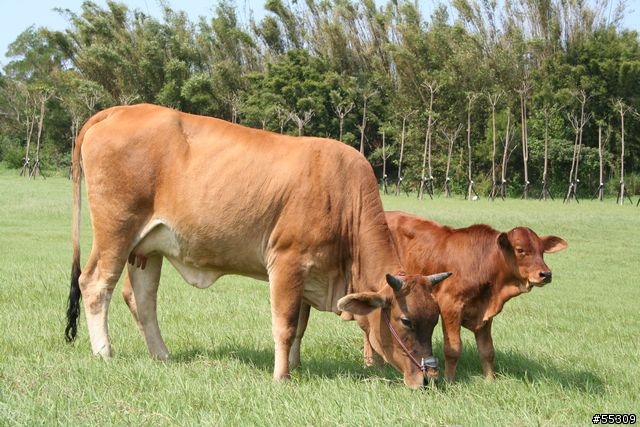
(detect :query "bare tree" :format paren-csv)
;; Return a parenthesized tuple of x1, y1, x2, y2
(19, 96, 37, 178)
(117, 93, 140, 105)
(359, 90, 378, 154)
(289, 110, 315, 136)
(224, 93, 242, 124)
(564, 91, 591, 203)
(61, 83, 103, 178)
(487, 91, 503, 200)
(381, 129, 392, 194)
(465, 92, 480, 200)
(419, 81, 439, 200)
(276, 106, 290, 134)
(442, 124, 463, 198)
(614, 99, 633, 205)
(333, 101, 354, 142)
(539, 104, 554, 200)
(30, 86, 55, 179)
(395, 110, 417, 196)
(593, 122, 610, 201)
(499, 109, 516, 199)
(517, 80, 531, 199)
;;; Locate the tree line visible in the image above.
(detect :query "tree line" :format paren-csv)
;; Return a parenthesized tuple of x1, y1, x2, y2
(1, 0, 639, 201)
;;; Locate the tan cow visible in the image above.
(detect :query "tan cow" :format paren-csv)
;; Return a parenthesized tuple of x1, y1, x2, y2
(379, 211, 567, 381)
(64, 104, 449, 388)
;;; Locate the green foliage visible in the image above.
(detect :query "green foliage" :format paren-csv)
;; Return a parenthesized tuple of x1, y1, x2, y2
(1, 0, 640, 196)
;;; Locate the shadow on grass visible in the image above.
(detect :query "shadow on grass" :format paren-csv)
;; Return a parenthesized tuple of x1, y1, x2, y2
(171, 344, 402, 385)
(450, 346, 605, 394)
(171, 341, 603, 392)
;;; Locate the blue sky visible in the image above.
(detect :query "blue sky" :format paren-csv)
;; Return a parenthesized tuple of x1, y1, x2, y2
(2, 0, 639, 68)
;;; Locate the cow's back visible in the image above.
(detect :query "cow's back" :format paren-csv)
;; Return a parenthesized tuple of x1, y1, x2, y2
(385, 211, 500, 283)
(79, 104, 396, 307)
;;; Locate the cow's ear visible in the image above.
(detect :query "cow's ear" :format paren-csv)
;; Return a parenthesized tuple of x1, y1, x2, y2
(541, 235, 568, 253)
(337, 291, 389, 315)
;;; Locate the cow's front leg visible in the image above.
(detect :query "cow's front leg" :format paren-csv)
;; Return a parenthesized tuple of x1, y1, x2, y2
(363, 331, 384, 367)
(474, 319, 495, 380)
(441, 309, 463, 381)
(268, 261, 304, 381)
(289, 302, 311, 370)
(126, 255, 168, 361)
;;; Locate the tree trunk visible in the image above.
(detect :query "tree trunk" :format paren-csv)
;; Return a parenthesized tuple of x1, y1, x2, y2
(443, 125, 462, 198)
(519, 83, 530, 199)
(382, 130, 388, 194)
(487, 92, 501, 200)
(395, 112, 414, 196)
(596, 125, 604, 201)
(616, 100, 629, 205)
(499, 110, 512, 199)
(419, 82, 438, 200)
(466, 93, 478, 200)
(540, 105, 552, 200)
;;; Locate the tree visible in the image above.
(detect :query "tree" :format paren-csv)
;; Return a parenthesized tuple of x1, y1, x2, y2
(487, 90, 503, 200)
(395, 110, 417, 196)
(442, 125, 463, 198)
(614, 98, 632, 205)
(419, 81, 439, 200)
(465, 92, 480, 200)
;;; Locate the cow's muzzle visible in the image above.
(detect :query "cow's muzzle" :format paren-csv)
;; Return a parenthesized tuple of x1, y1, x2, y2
(422, 356, 439, 386)
(539, 271, 552, 283)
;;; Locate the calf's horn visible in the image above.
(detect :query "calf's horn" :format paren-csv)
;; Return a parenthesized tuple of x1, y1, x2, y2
(425, 271, 452, 285)
(385, 273, 405, 291)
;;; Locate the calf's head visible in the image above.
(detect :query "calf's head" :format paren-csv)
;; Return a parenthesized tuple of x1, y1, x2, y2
(498, 227, 567, 293)
(337, 272, 450, 389)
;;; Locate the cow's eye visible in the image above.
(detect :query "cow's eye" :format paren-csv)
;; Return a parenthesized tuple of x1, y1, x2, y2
(516, 247, 526, 256)
(400, 316, 413, 329)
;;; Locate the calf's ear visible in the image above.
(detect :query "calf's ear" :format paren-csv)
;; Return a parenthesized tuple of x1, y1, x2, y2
(337, 291, 389, 316)
(542, 235, 568, 253)
(497, 232, 512, 251)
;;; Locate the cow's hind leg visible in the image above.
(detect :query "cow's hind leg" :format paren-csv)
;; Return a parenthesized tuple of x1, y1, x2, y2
(124, 255, 168, 360)
(474, 319, 495, 380)
(268, 257, 305, 381)
(79, 251, 125, 359)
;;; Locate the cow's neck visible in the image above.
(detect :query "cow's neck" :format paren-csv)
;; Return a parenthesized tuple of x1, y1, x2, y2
(483, 257, 525, 323)
(349, 212, 402, 294)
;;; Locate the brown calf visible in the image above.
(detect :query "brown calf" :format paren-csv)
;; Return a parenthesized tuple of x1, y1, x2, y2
(383, 211, 568, 381)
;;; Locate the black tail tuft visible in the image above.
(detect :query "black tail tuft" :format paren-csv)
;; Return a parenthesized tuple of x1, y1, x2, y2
(65, 260, 82, 342)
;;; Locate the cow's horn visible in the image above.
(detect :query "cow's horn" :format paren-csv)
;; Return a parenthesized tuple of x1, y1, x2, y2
(385, 273, 405, 291)
(425, 272, 452, 285)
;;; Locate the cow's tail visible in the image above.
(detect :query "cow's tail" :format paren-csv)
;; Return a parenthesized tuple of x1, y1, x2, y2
(65, 108, 114, 342)
(65, 126, 84, 342)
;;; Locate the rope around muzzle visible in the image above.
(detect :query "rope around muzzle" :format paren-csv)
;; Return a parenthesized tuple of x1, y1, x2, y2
(382, 310, 439, 374)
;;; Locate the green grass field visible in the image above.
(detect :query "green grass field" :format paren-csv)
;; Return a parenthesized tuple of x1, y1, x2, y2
(1, 170, 638, 426)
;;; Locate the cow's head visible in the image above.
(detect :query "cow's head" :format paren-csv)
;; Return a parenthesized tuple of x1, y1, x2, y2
(337, 272, 450, 389)
(498, 227, 567, 293)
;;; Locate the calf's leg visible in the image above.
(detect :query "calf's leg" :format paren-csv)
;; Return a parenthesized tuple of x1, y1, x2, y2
(474, 319, 495, 380)
(441, 310, 463, 381)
